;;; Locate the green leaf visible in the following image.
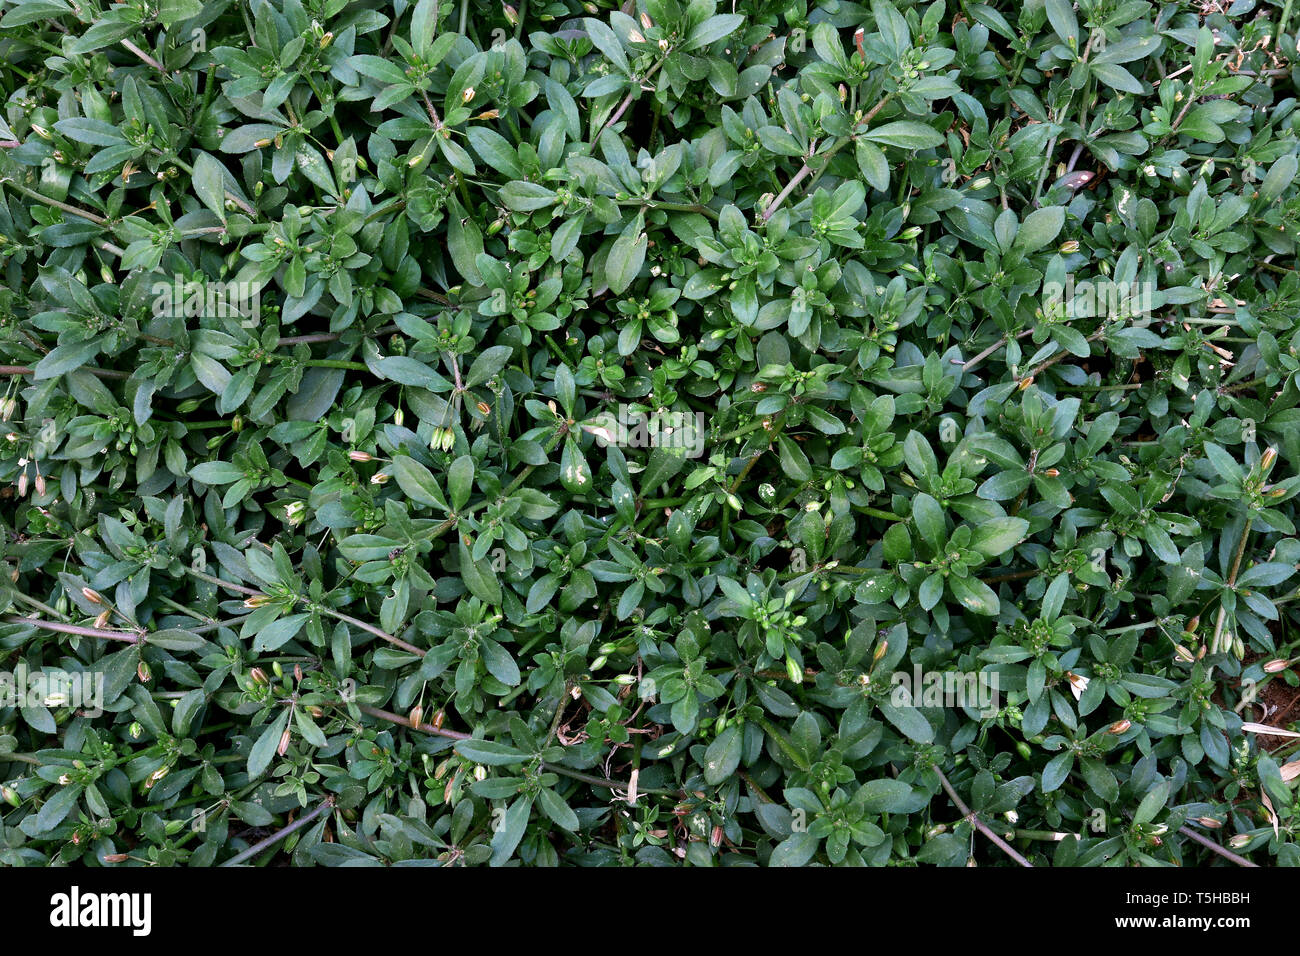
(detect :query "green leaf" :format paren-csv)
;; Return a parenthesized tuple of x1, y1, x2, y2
(968, 516, 1028, 558)
(192, 152, 230, 221)
(1132, 779, 1171, 825)
(863, 121, 944, 150)
(537, 787, 580, 831)
(147, 628, 207, 651)
(703, 725, 743, 784)
(911, 492, 946, 548)
(769, 830, 820, 866)
(1045, 0, 1078, 44)
(605, 215, 646, 294)
(456, 738, 527, 765)
(948, 574, 1000, 615)
(158, 0, 202, 27)
(447, 454, 475, 511)
(1015, 206, 1065, 252)
(392, 456, 447, 509)
(686, 14, 745, 50)
(459, 538, 502, 605)
(248, 708, 291, 778)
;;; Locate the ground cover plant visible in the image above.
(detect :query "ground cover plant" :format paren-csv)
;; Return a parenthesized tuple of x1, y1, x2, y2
(0, 0, 1299, 868)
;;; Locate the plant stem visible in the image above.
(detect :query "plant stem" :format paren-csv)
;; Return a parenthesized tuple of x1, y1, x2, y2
(933, 766, 1034, 867)
(221, 797, 334, 867)
(2, 615, 142, 643)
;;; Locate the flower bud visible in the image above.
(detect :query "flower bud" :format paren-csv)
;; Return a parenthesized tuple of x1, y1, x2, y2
(1227, 834, 1251, 849)
(128, 721, 143, 739)
(82, 587, 103, 605)
(473, 765, 487, 782)
(277, 726, 292, 756)
(249, 667, 269, 685)
(137, 661, 151, 683)
(1107, 719, 1131, 734)
(409, 705, 424, 728)
(1264, 659, 1290, 673)
(785, 656, 803, 684)
(1260, 446, 1277, 476)
(348, 450, 373, 462)
(1196, 817, 1222, 829)
(1, 785, 19, 806)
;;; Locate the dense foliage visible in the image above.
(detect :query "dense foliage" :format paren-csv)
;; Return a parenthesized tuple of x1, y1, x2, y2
(1, 0, 1299, 867)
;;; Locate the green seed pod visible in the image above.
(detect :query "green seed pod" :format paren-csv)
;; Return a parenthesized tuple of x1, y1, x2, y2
(786, 656, 802, 684)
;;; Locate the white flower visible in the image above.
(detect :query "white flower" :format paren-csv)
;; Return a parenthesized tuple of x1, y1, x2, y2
(1066, 671, 1090, 701)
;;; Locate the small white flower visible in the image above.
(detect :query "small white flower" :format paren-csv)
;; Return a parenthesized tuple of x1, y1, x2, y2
(1066, 671, 1090, 701)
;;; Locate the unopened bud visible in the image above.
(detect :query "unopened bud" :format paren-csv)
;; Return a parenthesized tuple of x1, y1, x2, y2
(349, 450, 373, 462)
(1107, 719, 1131, 734)
(137, 661, 151, 682)
(1264, 659, 1289, 673)
(277, 727, 292, 756)
(1261, 446, 1277, 475)
(1227, 834, 1251, 849)
(1196, 817, 1223, 829)
(82, 587, 103, 605)
(409, 705, 423, 728)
